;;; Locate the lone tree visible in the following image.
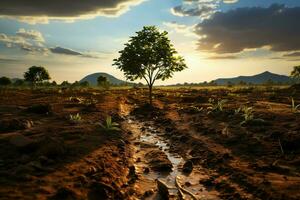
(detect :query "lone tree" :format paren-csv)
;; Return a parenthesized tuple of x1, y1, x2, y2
(0, 76, 11, 86)
(97, 76, 110, 89)
(114, 26, 187, 105)
(24, 66, 50, 85)
(290, 65, 300, 84)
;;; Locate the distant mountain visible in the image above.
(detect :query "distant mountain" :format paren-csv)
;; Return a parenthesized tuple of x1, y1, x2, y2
(80, 72, 129, 86)
(214, 71, 292, 85)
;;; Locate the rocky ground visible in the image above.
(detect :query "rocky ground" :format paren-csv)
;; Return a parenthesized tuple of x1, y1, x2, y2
(0, 86, 300, 199)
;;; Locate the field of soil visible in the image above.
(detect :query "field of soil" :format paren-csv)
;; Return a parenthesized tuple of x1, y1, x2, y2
(0, 86, 299, 200)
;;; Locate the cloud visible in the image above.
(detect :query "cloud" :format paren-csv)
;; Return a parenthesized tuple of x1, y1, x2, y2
(207, 55, 238, 59)
(283, 52, 300, 57)
(16, 28, 45, 43)
(223, 0, 238, 3)
(0, 57, 20, 63)
(194, 4, 300, 54)
(50, 46, 105, 59)
(171, 0, 239, 18)
(0, 0, 144, 24)
(0, 29, 106, 59)
(0, 29, 47, 53)
(171, 4, 215, 18)
(162, 22, 197, 37)
(50, 47, 82, 56)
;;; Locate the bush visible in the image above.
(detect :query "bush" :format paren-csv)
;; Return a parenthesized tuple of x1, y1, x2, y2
(0, 76, 11, 86)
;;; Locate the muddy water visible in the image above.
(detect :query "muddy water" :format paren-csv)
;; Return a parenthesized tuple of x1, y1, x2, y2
(125, 116, 220, 200)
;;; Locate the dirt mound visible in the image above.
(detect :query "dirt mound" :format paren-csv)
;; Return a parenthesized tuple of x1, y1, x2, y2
(145, 149, 172, 172)
(131, 103, 162, 117)
(37, 136, 66, 159)
(9, 133, 35, 148)
(0, 119, 33, 133)
(26, 104, 52, 115)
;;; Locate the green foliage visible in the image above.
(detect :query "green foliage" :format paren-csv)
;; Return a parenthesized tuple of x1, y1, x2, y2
(291, 97, 300, 113)
(69, 113, 82, 122)
(290, 66, 300, 83)
(61, 81, 71, 87)
(237, 106, 265, 126)
(0, 76, 11, 86)
(97, 76, 110, 89)
(99, 116, 120, 132)
(207, 98, 227, 113)
(24, 66, 50, 85)
(113, 26, 187, 104)
(80, 81, 90, 87)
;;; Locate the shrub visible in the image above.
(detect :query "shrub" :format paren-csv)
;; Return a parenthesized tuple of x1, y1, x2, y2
(0, 76, 11, 86)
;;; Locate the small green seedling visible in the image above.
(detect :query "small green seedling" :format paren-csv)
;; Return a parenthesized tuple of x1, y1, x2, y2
(241, 106, 254, 124)
(207, 98, 227, 113)
(69, 113, 82, 122)
(100, 116, 120, 131)
(234, 106, 243, 115)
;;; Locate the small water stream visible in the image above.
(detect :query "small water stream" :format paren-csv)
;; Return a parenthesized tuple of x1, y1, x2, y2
(126, 116, 219, 200)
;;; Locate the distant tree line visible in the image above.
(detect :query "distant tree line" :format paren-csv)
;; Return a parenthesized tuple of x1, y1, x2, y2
(1, 65, 299, 88)
(0, 66, 139, 89)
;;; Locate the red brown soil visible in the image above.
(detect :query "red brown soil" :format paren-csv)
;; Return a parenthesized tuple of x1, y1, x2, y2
(0, 89, 131, 200)
(0, 86, 300, 200)
(127, 87, 300, 200)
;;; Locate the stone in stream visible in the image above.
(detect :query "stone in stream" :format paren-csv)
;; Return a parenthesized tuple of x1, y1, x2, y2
(145, 149, 172, 172)
(143, 167, 150, 174)
(156, 179, 170, 199)
(182, 160, 193, 173)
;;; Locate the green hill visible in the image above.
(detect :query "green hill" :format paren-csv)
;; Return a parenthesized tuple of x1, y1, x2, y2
(80, 72, 129, 86)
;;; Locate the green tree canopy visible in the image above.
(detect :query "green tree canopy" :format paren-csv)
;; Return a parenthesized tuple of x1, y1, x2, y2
(24, 66, 50, 85)
(80, 81, 90, 87)
(0, 76, 11, 86)
(290, 65, 300, 83)
(61, 81, 71, 87)
(113, 26, 187, 104)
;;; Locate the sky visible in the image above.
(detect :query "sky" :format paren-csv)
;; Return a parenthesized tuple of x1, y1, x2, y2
(0, 0, 300, 84)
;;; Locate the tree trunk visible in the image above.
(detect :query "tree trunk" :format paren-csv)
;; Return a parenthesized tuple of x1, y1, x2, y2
(149, 84, 153, 105)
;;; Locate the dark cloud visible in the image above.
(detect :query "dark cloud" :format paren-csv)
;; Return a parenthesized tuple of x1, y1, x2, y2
(50, 47, 82, 56)
(0, 0, 143, 23)
(195, 4, 300, 54)
(171, 0, 238, 18)
(50, 46, 103, 59)
(172, 4, 214, 17)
